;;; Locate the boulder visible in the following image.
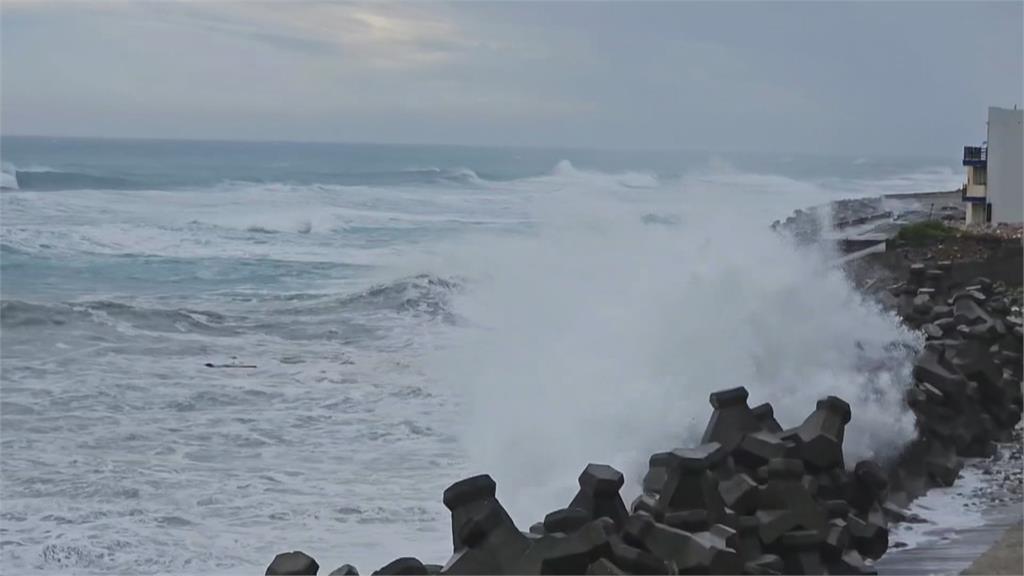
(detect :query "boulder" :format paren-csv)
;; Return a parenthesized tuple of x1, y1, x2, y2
(734, 515, 763, 561)
(640, 521, 743, 575)
(373, 558, 427, 575)
(849, 460, 888, 512)
(922, 323, 943, 339)
(954, 298, 992, 327)
(663, 509, 710, 532)
(440, 477, 530, 575)
(774, 530, 825, 575)
(630, 494, 658, 517)
(268, 552, 320, 576)
(516, 518, 614, 575)
(913, 345, 970, 401)
(568, 464, 629, 529)
(734, 431, 789, 469)
(443, 475, 500, 551)
(846, 511, 888, 561)
(643, 452, 673, 495)
(701, 386, 761, 452)
(655, 445, 727, 523)
(756, 459, 826, 543)
(793, 397, 852, 471)
(826, 549, 878, 575)
(744, 554, 785, 575)
(923, 441, 962, 487)
(329, 565, 359, 576)
(750, 403, 784, 433)
(544, 508, 591, 535)
(584, 558, 625, 575)
(717, 473, 759, 515)
(607, 536, 671, 574)
(822, 518, 850, 560)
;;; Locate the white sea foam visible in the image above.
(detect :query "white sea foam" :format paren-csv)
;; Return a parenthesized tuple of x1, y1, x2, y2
(425, 162, 922, 526)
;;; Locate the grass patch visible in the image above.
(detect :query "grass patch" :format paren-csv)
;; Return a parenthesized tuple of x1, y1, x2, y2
(895, 221, 958, 245)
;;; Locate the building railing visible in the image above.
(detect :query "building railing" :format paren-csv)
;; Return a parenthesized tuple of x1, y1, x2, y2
(963, 145, 987, 165)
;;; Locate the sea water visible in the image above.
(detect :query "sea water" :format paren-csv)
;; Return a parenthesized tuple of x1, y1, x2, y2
(0, 136, 961, 573)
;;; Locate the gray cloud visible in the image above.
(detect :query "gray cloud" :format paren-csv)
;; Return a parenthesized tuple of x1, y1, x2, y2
(2, 1, 1021, 156)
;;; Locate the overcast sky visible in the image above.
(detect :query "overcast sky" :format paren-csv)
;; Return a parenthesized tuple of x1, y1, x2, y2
(2, 1, 1021, 155)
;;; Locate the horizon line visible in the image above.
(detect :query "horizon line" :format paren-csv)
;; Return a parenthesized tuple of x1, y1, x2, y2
(0, 132, 958, 161)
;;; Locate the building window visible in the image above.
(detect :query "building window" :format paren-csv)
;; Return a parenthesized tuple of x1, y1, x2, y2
(973, 166, 987, 185)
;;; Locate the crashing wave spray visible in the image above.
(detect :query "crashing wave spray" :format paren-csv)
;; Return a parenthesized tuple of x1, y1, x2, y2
(427, 162, 922, 527)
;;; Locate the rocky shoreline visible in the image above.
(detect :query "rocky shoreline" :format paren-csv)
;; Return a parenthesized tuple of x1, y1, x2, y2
(265, 196, 1023, 576)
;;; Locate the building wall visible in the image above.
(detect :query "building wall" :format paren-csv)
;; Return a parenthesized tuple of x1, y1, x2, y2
(987, 107, 1023, 224)
(966, 202, 987, 225)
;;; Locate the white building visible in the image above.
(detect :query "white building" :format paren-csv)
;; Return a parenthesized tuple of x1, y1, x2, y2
(962, 106, 1023, 225)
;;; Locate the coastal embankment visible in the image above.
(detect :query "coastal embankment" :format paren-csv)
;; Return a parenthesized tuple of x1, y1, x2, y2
(265, 191, 1022, 576)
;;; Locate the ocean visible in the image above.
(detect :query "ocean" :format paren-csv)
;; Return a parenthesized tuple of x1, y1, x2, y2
(0, 136, 961, 573)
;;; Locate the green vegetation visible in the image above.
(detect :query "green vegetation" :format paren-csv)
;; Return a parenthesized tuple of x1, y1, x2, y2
(895, 220, 957, 245)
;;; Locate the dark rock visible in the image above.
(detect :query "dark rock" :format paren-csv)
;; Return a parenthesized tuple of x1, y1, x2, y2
(850, 460, 888, 512)
(913, 345, 970, 401)
(913, 294, 933, 315)
(642, 452, 672, 495)
(544, 507, 591, 534)
(826, 549, 877, 575)
(735, 516, 763, 561)
(329, 565, 359, 576)
(423, 566, 442, 575)
(717, 473, 759, 515)
(881, 502, 926, 524)
(954, 298, 993, 327)
(373, 558, 427, 575)
(846, 510, 888, 561)
(824, 499, 850, 519)
(924, 441, 962, 487)
(443, 475, 496, 511)
(923, 323, 944, 339)
(640, 521, 743, 575)
(444, 475, 504, 551)
(754, 509, 797, 546)
(578, 463, 625, 494)
(822, 518, 850, 560)
(793, 396, 851, 470)
(750, 403, 784, 433)
(756, 459, 826, 543)
(663, 509, 710, 532)
(924, 268, 945, 289)
(441, 495, 530, 574)
(621, 513, 655, 548)
(584, 558, 625, 575)
(775, 530, 825, 575)
(569, 464, 629, 529)
(517, 517, 615, 575)
(529, 522, 546, 536)
(268, 551, 320, 576)
(608, 536, 671, 574)
(702, 386, 762, 452)
(734, 431, 789, 469)
(744, 554, 784, 575)
(656, 445, 727, 523)
(814, 468, 850, 500)
(630, 494, 658, 517)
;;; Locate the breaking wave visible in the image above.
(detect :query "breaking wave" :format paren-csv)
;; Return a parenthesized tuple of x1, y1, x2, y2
(427, 164, 924, 526)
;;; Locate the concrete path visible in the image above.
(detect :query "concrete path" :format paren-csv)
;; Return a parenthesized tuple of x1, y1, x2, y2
(962, 523, 1023, 575)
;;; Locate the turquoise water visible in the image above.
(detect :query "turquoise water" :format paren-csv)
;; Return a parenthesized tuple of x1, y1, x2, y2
(0, 136, 953, 573)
